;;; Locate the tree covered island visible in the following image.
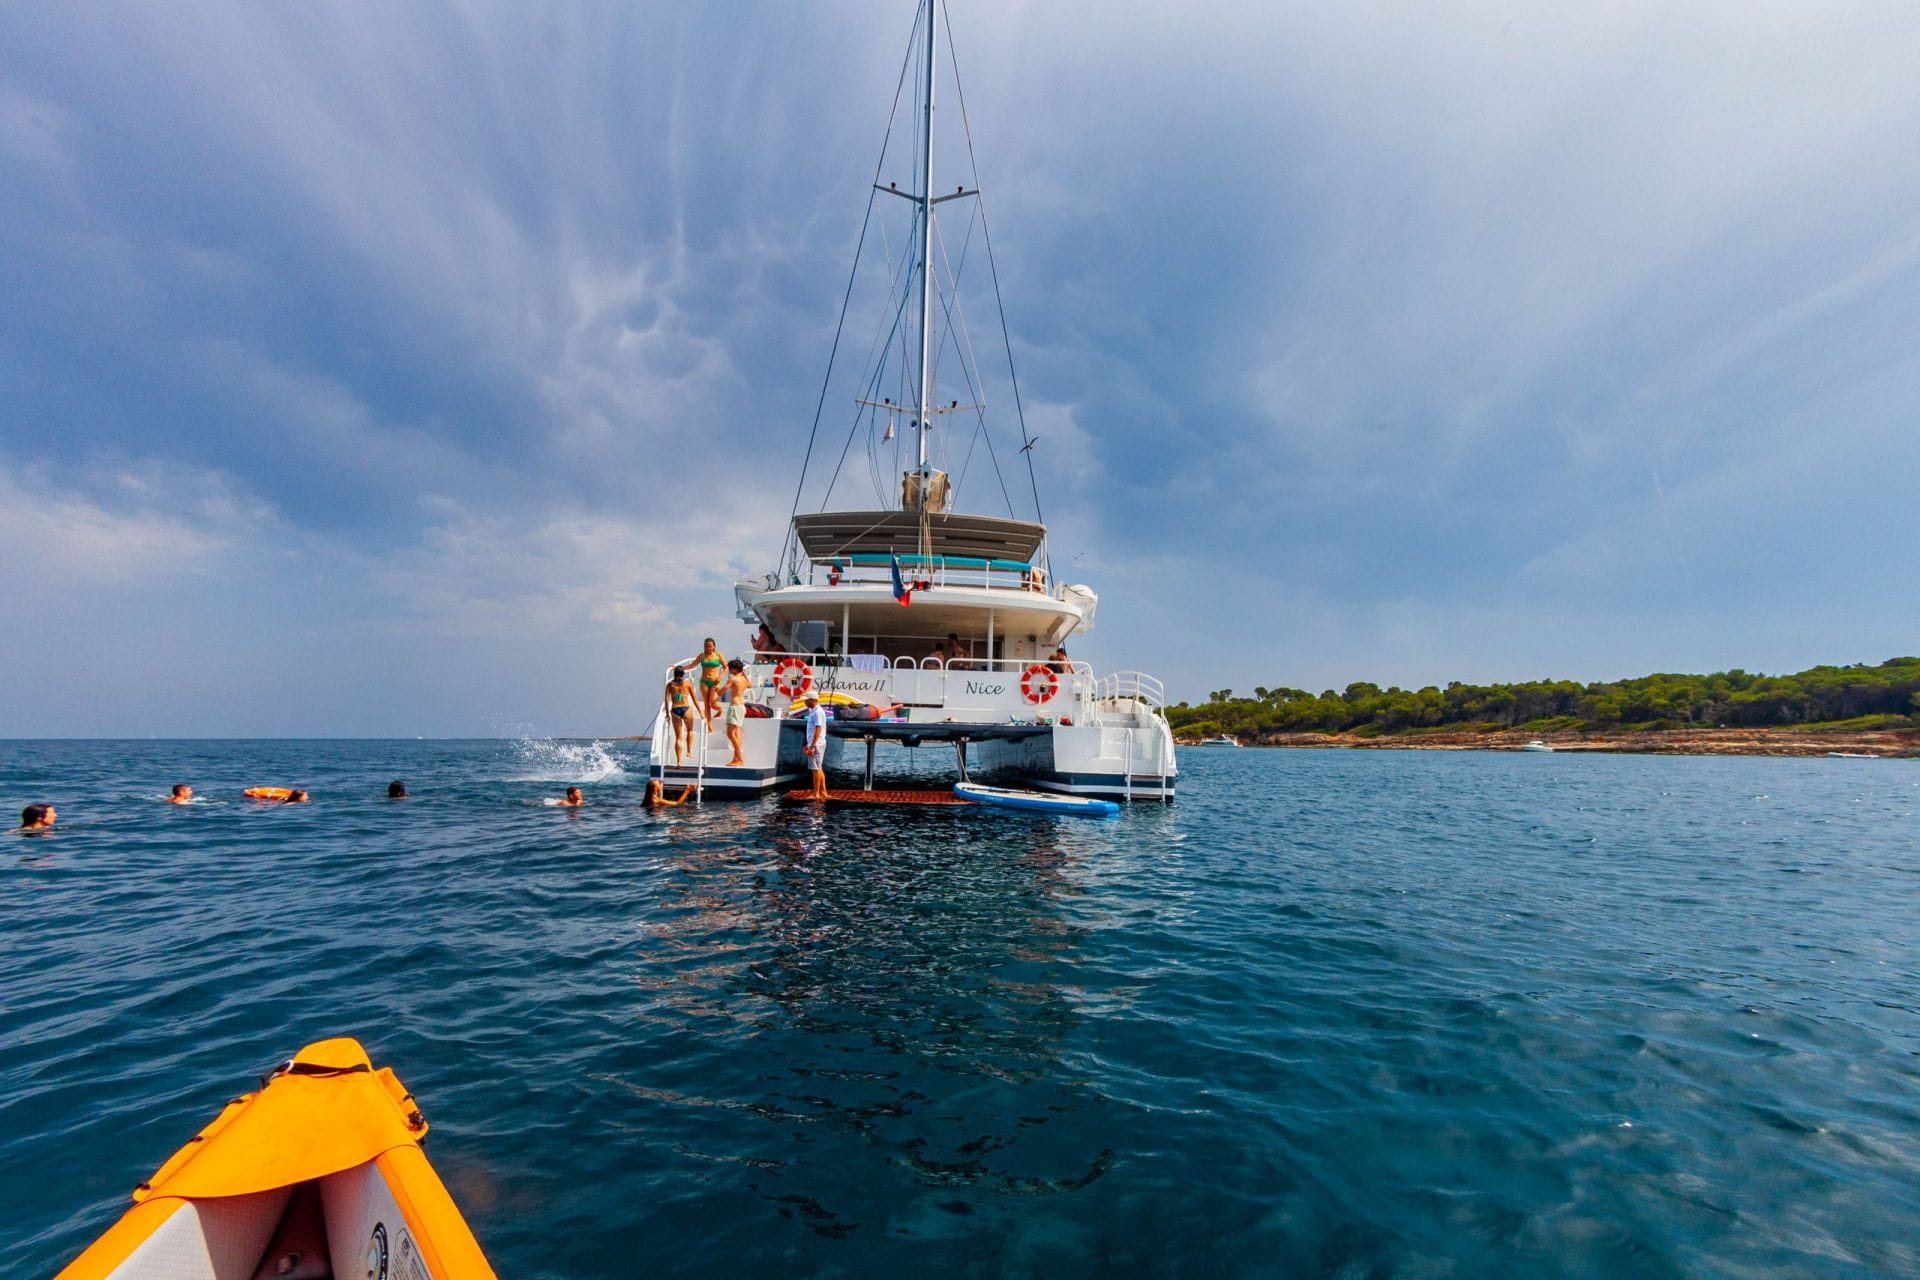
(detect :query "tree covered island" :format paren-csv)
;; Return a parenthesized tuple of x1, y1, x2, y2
(1169, 657, 1920, 755)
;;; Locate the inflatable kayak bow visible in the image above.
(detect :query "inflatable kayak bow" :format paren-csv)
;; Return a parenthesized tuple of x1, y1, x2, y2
(58, 1037, 495, 1280)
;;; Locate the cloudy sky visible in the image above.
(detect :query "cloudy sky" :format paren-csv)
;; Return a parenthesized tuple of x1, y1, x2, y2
(3, 0, 1917, 736)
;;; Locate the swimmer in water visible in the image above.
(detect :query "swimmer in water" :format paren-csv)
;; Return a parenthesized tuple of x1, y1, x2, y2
(558, 786, 584, 807)
(284, 790, 309, 804)
(387, 780, 407, 799)
(646, 779, 694, 807)
(169, 785, 193, 805)
(18, 803, 56, 831)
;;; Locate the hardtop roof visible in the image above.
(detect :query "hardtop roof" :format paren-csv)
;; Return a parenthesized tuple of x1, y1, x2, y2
(793, 510, 1047, 564)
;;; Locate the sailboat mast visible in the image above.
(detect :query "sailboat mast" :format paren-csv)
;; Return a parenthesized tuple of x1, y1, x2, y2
(914, 0, 938, 481)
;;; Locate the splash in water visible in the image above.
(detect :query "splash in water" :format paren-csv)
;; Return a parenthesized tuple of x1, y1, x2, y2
(505, 738, 629, 783)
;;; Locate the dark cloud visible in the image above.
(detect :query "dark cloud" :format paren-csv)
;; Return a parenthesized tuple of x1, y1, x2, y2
(3, 1, 1919, 732)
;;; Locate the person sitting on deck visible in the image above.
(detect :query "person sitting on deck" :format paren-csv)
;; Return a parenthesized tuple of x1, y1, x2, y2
(946, 634, 970, 669)
(929, 640, 948, 666)
(1049, 645, 1070, 674)
(750, 624, 779, 659)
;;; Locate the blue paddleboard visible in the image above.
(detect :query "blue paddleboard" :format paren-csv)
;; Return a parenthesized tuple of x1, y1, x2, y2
(954, 782, 1120, 816)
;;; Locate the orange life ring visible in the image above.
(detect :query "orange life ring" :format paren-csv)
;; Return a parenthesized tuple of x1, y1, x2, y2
(772, 657, 814, 697)
(1020, 664, 1059, 704)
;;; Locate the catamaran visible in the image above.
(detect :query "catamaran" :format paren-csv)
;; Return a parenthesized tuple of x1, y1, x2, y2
(646, 0, 1176, 803)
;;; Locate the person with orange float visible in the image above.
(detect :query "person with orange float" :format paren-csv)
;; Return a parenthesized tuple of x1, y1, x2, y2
(243, 788, 309, 803)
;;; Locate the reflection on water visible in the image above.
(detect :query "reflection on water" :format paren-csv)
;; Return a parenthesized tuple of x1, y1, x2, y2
(621, 805, 1109, 1238)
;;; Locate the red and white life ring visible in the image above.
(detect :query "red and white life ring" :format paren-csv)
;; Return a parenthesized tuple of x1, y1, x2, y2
(771, 657, 814, 697)
(1020, 664, 1059, 704)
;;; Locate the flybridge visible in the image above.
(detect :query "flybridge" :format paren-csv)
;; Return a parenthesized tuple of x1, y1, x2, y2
(791, 510, 1046, 565)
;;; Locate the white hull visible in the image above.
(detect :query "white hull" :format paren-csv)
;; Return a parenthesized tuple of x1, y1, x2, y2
(648, 656, 1176, 802)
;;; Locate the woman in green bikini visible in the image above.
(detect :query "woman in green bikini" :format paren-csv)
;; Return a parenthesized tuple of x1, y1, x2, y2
(693, 637, 727, 728)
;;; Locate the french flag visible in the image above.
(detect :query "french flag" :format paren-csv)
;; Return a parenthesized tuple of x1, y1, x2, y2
(891, 554, 912, 606)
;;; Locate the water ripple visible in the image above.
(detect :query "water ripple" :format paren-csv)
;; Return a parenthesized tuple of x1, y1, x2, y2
(3, 742, 1918, 1277)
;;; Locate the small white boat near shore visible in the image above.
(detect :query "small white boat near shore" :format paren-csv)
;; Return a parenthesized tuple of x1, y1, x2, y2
(1826, 751, 1880, 759)
(1201, 734, 1241, 747)
(1521, 740, 1555, 752)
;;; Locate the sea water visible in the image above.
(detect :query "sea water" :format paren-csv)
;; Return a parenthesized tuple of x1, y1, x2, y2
(3, 741, 1917, 1277)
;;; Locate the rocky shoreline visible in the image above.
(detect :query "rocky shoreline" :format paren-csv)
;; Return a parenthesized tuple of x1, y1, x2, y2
(1198, 726, 1919, 758)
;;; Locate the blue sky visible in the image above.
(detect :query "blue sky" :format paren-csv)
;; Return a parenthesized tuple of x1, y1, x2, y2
(3, 1, 1917, 736)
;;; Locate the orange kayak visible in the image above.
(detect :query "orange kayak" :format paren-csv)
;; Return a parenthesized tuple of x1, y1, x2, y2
(57, 1037, 496, 1280)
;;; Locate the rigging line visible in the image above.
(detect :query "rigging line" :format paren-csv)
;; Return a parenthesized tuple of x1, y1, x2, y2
(782, 10, 922, 576)
(864, 406, 885, 506)
(853, 206, 920, 408)
(821, 232, 910, 511)
(830, 266, 918, 505)
(931, 215, 1016, 518)
(938, 216, 1014, 518)
(944, 2, 1044, 536)
(923, 196, 979, 389)
(857, 230, 918, 508)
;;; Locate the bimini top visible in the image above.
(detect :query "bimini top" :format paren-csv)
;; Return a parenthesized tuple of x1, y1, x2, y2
(793, 510, 1046, 564)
